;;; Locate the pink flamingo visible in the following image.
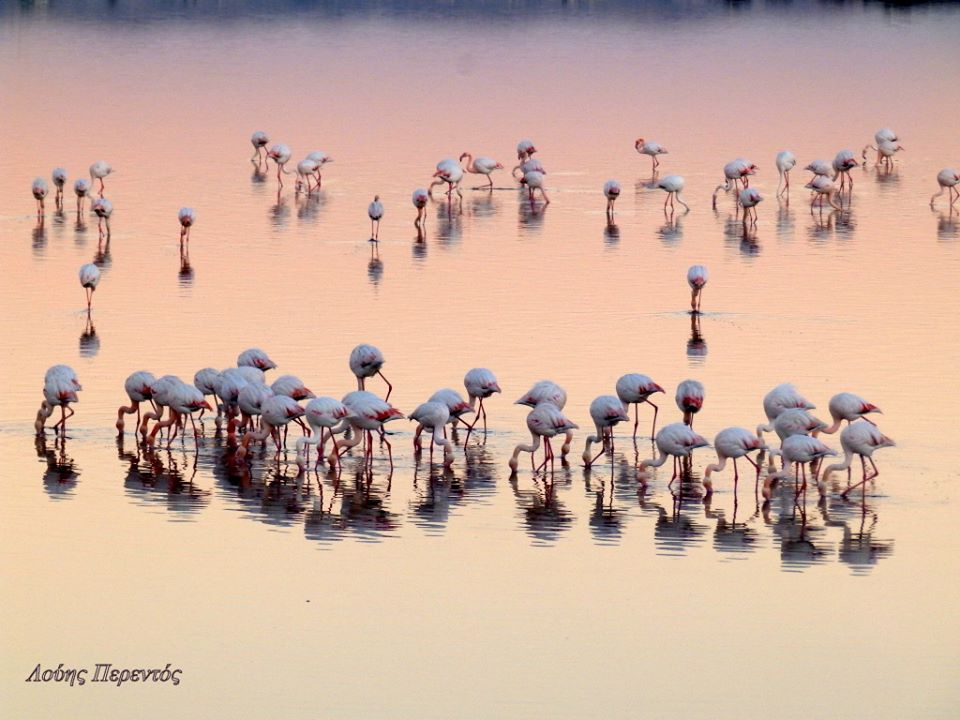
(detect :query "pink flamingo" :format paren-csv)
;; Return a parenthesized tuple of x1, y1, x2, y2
(687, 265, 708, 313)
(250, 131, 270, 163)
(815, 392, 882, 435)
(410, 400, 455, 468)
(412, 188, 429, 227)
(236, 395, 305, 460)
(463, 367, 501, 440)
(637, 422, 709, 485)
(930, 168, 960, 208)
(337, 390, 404, 472)
(116, 370, 157, 433)
(615, 373, 665, 439)
(460, 152, 503, 189)
(775, 151, 796, 198)
(508, 402, 578, 473)
(756, 383, 816, 438)
(675, 379, 705, 427)
(349, 343, 392, 400)
(635, 138, 668, 170)
(237, 347, 277, 372)
(581, 395, 630, 467)
(702, 427, 766, 495)
(296, 397, 351, 471)
(603, 180, 621, 219)
(818, 423, 895, 498)
(657, 175, 689, 212)
(762, 435, 836, 497)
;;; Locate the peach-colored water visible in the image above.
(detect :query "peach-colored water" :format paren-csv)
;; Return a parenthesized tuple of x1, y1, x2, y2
(2, 3, 959, 718)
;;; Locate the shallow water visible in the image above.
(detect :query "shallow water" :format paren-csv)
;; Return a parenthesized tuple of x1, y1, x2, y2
(2, 2, 959, 718)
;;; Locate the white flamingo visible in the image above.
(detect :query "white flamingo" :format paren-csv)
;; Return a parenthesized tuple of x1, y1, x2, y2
(508, 402, 578, 473)
(930, 168, 960, 208)
(581, 395, 630, 467)
(775, 150, 796, 198)
(615, 373, 665, 438)
(635, 138, 668, 170)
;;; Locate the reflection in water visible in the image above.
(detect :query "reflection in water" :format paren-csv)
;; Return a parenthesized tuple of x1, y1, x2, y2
(704, 496, 757, 557)
(305, 468, 400, 545)
(79, 311, 99, 358)
(641, 492, 709, 557)
(584, 466, 627, 545)
(657, 209, 683, 245)
(435, 197, 463, 246)
(936, 208, 958, 242)
(686, 313, 707, 362)
(517, 197, 547, 235)
(36, 435, 79, 499)
(510, 475, 573, 546)
(367, 253, 384, 287)
(603, 220, 620, 249)
(269, 194, 290, 228)
(409, 466, 455, 536)
(296, 191, 327, 223)
(467, 189, 499, 220)
(118, 437, 210, 516)
(817, 499, 893, 575)
(776, 200, 795, 241)
(762, 491, 830, 572)
(179, 253, 195, 288)
(31, 225, 47, 257)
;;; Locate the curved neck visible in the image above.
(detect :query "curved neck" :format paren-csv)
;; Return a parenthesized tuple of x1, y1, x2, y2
(510, 433, 541, 463)
(640, 450, 668, 470)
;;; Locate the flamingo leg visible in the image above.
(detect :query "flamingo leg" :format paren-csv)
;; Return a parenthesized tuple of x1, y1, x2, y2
(377, 370, 393, 402)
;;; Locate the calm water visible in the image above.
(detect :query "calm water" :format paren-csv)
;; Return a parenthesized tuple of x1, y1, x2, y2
(2, 2, 959, 718)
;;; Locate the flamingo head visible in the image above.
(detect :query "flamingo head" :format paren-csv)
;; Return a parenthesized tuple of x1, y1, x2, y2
(635, 138, 644, 150)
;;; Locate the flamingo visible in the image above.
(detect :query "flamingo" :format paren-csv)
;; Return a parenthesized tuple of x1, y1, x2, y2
(635, 138, 668, 170)
(862, 127, 900, 166)
(147, 379, 212, 448)
(687, 265, 708, 313)
(615, 373, 665, 439)
(74, 179, 91, 214)
(463, 367, 501, 439)
(675, 379, 705, 427)
(657, 175, 689, 212)
(637, 422, 709, 484)
(410, 401, 455, 468)
(815, 392, 882, 435)
(368, 195, 384, 241)
(515, 380, 572, 457)
(35, 367, 81, 436)
(832, 150, 858, 192)
(739, 187, 762, 224)
(250, 131, 270, 163)
(215, 371, 249, 436)
(178, 207, 196, 244)
(428, 388, 473, 430)
(775, 151, 796, 198)
(516, 139, 537, 161)
(771, 408, 828, 441)
(296, 158, 319, 193)
(762, 435, 836, 497)
(193, 368, 222, 426)
(236, 395, 305, 460)
(89, 160, 112, 195)
(51, 167, 67, 208)
(270, 375, 315, 401)
(603, 180, 621, 218)
(712, 159, 753, 207)
(137, 375, 179, 439)
(267, 144, 293, 188)
(511, 157, 546, 181)
(429, 158, 464, 198)
(234, 366, 266, 386)
(116, 371, 157, 433)
(237, 347, 277, 372)
(804, 159, 833, 179)
(581, 395, 630, 467)
(32, 178, 48, 218)
(349, 343, 392, 400)
(930, 168, 960, 208)
(519, 170, 550, 205)
(805, 175, 842, 211)
(92, 197, 113, 238)
(508, 402, 578, 473)
(862, 139, 904, 171)
(460, 152, 503, 189)
(702, 427, 766, 495)
(234, 381, 273, 436)
(305, 151, 334, 188)
(412, 188, 429, 227)
(818, 423, 895, 498)
(296, 396, 352, 471)
(78, 263, 100, 310)
(337, 390, 404, 472)
(756, 383, 816, 437)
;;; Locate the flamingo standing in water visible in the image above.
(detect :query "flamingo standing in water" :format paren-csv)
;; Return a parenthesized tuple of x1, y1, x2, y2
(337, 390, 404, 472)
(862, 139, 904, 171)
(762, 434, 836, 497)
(832, 150, 858, 192)
(862, 127, 899, 166)
(368, 196, 384, 241)
(775, 151, 796, 198)
(930, 168, 960, 208)
(712, 159, 753, 207)
(463, 367, 501, 439)
(702, 427, 766, 495)
(739, 187, 762, 225)
(74, 179, 91, 214)
(804, 159, 833, 180)
(658, 175, 689, 212)
(508, 402, 578, 473)
(511, 139, 537, 177)
(603, 180, 621, 219)
(581, 395, 630, 467)
(295, 158, 319, 193)
(267, 144, 292, 188)
(92, 197, 113, 238)
(116, 370, 157, 433)
(635, 138, 668, 170)
(51, 168, 67, 209)
(818, 423, 895, 498)
(515, 380, 573, 457)
(805, 175, 842, 211)
(89, 160, 112, 195)
(687, 265, 708, 313)
(78, 263, 101, 311)
(675, 379, 705, 427)
(815, 392, 882, 435)
(615, 373, 665, 439)
(637, 422, 709, 484)
(250, 131, 270, 163)
(512, 157, 546, 181)
(520, 170, 550, 205)
(296, 396, 352, 471)
(460, 152, 503, 188)
(349, 343, 392, 400)
(412, 188, 429, 227)
(147, 380, 212, 448)
(193, 368, 222, 426)
(178, 207, 196, 245)
(409, 400, 455, 468)
(32, 178, 48, 218)
(756, 383, 816, 438)
(36, 366, 81, 436)
(236, 395, 305, 460)
(429, 158, 464, 198)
